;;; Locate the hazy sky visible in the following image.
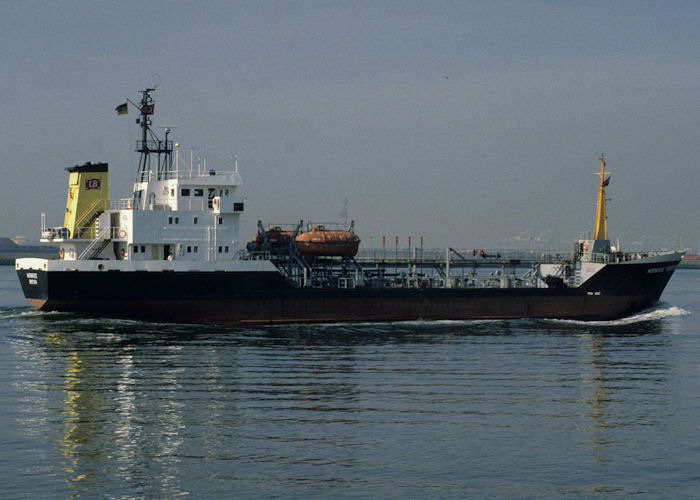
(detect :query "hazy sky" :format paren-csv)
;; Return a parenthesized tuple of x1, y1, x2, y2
(1, 1, 698, 250)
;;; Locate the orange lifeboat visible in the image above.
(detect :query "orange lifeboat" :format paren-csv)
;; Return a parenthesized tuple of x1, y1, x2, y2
(295, 225, 360, 257)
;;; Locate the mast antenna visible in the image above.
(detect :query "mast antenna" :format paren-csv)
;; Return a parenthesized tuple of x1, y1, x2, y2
(133, 88, 174, 192)
(593, 154, 611, 240)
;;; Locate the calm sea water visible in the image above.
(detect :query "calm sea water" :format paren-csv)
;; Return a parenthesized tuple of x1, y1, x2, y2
(0, 265, 698, 498)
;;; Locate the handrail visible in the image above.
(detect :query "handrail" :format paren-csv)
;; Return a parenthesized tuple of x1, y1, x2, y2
(78, 225, 111, 260)
(109, 198, 133, 210)
(75, 199, 107, 229)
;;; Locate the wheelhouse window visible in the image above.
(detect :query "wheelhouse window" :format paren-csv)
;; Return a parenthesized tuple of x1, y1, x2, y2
(181, 188, 191, 196)
(194, 189, 204, 197)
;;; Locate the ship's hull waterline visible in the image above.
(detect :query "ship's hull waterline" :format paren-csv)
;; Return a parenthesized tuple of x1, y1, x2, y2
(16, 258, 679, 324)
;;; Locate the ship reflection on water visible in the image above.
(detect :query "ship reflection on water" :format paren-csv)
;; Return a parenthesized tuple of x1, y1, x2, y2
(583, 334, 612, 461)
(9, 309, 680, 497)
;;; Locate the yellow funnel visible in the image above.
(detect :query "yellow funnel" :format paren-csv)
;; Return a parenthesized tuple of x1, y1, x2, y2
(64, 162, 109, 239)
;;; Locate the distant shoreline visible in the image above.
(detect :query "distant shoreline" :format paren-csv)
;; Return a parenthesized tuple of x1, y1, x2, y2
(1, 236, 58, 265)
(1, 253, 57, 266)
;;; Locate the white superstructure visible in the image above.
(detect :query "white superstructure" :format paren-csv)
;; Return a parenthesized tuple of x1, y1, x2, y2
(37, 89, 248, 267)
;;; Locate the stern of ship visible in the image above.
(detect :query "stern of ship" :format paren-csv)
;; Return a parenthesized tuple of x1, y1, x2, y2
(16, 258, 50, 309)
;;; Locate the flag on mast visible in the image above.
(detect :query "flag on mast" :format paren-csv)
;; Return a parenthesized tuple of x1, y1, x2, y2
(115, 103, 128, 115)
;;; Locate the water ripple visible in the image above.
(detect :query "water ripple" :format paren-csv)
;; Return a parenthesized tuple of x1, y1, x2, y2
(1, 268, 698, 497)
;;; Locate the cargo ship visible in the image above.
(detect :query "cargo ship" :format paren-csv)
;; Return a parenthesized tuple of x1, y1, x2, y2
(16, 89, 683, 324)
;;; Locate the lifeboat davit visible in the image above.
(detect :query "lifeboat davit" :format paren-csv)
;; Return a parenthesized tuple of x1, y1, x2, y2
(246, 225, 295, 253)
(295, 225, 360, 257)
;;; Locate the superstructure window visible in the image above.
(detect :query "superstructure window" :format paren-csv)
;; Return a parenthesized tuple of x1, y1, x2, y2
(168, 216, 173, 224)
(233, 202, 244, 212)
(218, 217, 223, 225)
(181, 188, 190, 196)
(193, 217, 198, 224)
(194, 189, 204, 197)
(208, 188, 215, 209)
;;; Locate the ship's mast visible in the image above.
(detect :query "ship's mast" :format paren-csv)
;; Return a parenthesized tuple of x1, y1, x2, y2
(135, 88, 173, 186)
(593, 154, 611, 240)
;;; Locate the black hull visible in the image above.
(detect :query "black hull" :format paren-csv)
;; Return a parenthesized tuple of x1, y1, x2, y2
(17, 259, 679, 324)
